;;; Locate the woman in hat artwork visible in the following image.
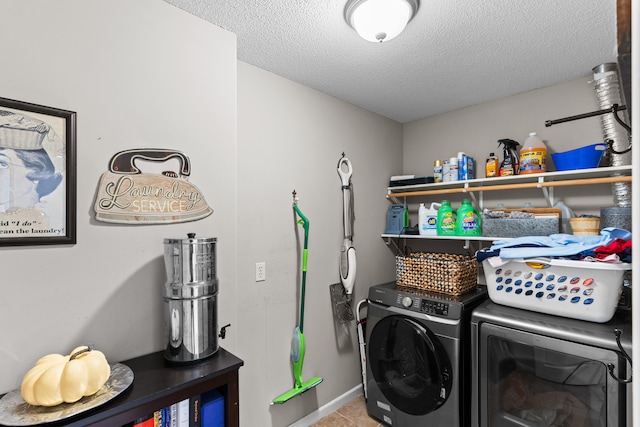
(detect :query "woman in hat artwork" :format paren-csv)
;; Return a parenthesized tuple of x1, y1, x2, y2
(0, 109, 63, 230)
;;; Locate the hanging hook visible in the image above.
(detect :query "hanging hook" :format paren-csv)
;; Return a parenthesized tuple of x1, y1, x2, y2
(605, 138, 632, 155)
(604, 104, 633, 154)
(611, 104, 632, 134)
(607, 328, 632, 384)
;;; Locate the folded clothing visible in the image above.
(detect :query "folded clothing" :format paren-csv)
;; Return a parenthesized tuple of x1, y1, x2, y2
(489, 228, 631, 259)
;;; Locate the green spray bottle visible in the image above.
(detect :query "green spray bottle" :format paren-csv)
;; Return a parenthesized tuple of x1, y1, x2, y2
(437, 200, 457, 236)
(455, 199, 482, 236)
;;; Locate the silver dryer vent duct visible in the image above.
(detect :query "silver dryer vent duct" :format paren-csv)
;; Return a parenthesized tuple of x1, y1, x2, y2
(592, 63, 631, 207)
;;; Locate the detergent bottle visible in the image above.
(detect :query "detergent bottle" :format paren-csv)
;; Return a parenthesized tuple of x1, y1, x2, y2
(519, 132, 547, 174)
(498, 139, 520, 176)
(418, 202, 441, 236)
(437, 200, 456, 236)
(455, 199, 481, 236)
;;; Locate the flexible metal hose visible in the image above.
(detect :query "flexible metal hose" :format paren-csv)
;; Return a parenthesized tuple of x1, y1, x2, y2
(592, 63, 631, 207)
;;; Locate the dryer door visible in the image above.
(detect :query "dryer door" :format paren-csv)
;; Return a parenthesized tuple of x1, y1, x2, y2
(368, 315, 452, 415)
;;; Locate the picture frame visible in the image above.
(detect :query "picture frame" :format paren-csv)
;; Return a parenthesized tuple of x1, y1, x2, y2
(0, 97, 76, 246)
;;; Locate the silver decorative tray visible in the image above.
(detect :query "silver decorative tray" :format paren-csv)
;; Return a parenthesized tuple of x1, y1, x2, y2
(0, 363, 133, 426)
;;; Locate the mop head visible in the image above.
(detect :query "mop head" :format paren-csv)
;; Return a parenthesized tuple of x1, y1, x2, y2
(271, 376, 324, 404)
(272, 327, 323, 404)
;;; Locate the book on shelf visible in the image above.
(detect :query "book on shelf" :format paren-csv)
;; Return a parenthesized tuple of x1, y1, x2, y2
(177, 398, 190, 427)
(125, 393, 211, 427)
(169, 403, 178, 427)
(190, 394, 202, 427)
(130, 414, 155, 427)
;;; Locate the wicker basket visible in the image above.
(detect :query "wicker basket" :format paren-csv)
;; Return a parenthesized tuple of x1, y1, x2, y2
(395, 252, 478, 296)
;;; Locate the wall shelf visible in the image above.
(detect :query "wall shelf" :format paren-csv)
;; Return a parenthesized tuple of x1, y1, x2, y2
(386, 165, 632, 208)
(386, 165, 632, 209)
(382, 234, 504, 241)
(383, 165, 632, 246)
(381, 234, 502, 251)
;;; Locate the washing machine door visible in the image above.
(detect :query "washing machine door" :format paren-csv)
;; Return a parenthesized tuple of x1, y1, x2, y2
(368, 315, 452, 416)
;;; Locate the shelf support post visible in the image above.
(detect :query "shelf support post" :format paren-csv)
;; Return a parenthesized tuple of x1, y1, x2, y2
(384, 236, 403, 255)
(536, 176, 554, 206)
(462, 182, 479, 207)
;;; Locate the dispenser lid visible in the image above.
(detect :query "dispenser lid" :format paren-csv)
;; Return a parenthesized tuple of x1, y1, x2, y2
(163, 233, 217, 244)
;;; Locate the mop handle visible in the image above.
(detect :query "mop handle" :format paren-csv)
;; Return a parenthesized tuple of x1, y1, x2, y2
(338, 156, 354, 239)
(294, 203, 309, 250)
(294, 203, 309, 333)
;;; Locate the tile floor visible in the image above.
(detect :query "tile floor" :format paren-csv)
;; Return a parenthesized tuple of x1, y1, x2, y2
(310, 395, 382, 427)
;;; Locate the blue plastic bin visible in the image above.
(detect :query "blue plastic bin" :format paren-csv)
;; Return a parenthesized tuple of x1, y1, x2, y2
(551, 143, 607, 171)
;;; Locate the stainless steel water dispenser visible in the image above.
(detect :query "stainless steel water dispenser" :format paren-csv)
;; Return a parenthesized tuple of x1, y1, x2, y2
(163, 233, 218, 363)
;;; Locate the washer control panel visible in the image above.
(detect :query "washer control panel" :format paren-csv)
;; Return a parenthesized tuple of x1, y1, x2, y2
(372, 282, 487, 320)
(394, 294, 450, 317)
(421, 300, 450, 316)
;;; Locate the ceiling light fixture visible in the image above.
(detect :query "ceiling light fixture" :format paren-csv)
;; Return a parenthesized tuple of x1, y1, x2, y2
(345, 0, 419, 43)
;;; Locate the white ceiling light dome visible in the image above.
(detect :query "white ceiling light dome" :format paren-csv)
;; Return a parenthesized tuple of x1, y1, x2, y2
(345, 0, 419, 43)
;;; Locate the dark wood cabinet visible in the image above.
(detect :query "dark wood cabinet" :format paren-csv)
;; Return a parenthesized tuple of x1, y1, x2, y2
(46, 348, 243, 427)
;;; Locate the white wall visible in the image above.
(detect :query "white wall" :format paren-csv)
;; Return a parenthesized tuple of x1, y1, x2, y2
(236, 61, 402, 426)
(404, 76, 606, 170)
(0, 0, 238, 402)
(403, 76, 619, 216)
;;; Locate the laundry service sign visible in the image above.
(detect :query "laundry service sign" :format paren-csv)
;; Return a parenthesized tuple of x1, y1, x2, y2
(94, 149, 212, 224)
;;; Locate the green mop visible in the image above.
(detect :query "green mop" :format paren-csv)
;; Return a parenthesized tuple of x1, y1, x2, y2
(272, 192, 323, 404)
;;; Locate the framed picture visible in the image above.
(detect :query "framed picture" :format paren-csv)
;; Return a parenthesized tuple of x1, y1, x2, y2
(0, 97, 76, 246)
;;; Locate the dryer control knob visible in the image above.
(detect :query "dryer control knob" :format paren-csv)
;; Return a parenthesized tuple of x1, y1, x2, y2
(401, 296, 413, 308)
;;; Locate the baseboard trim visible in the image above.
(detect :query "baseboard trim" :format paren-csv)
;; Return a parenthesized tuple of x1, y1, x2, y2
(289, 385, 363, 427)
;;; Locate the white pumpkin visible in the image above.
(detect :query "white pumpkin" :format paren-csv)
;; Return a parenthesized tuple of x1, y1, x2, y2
(20, 345, 111, 406)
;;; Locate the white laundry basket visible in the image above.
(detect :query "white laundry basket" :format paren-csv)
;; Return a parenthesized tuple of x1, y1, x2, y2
(482, 257, 631, 323)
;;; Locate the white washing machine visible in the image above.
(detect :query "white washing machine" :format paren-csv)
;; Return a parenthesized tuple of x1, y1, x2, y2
(365, 281, 488, 426)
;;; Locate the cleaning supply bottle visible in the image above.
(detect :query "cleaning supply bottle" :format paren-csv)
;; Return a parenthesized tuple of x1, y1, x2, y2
(437, 200, 456, 236)
(498, 139, 520, 176)
(519, 132, 547, 174)
(485, 152, 498, 177)
(455, 199, 482, 236)
(457, 152, 467, 181)
(448, 156, 459, 181)
(418, 202, 441, 236)
(433, 160, 443, 182)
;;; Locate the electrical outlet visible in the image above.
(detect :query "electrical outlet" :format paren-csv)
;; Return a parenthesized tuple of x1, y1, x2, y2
(255, 262, 266, 282)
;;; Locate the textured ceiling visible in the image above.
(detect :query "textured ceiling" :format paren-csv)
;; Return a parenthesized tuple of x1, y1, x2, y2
(162, 0, 617, 123)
